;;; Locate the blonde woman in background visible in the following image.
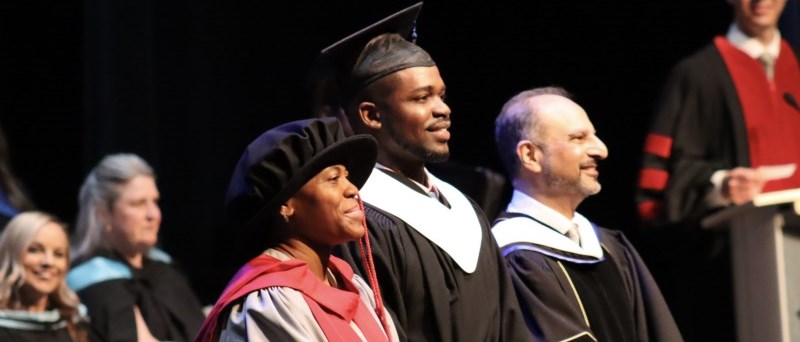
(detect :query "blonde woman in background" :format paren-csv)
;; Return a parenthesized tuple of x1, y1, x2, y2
(0, 211, 89, 341)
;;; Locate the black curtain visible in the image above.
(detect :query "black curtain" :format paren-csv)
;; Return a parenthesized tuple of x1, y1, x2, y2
(3, 0, 759, 304)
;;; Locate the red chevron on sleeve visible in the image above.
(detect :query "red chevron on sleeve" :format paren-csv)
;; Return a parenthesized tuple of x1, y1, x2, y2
(638, 200, 664, 222)
(644, 133, 672, 158)
(639, 168, 669, 191)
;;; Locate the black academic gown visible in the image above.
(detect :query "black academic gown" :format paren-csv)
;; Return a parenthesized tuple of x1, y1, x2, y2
(638, 42, 749, 227)
(0, 328, 72, 342)
(334, 170, 529, 342)
(636, 47, 740, 342)
(496, 214, 681, 342)
(0, 310, 81, 342)
(69, 250, 204, 342)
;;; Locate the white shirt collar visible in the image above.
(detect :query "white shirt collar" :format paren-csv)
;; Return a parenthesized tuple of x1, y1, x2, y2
(506, 190, 583, 236)
(726, 23, 781, 59)
(374, 162, 435, 194)
(493, 189, 602, 259)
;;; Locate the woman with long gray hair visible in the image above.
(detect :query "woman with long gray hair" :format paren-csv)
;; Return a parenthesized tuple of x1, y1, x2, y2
(67, 153, 204, 342)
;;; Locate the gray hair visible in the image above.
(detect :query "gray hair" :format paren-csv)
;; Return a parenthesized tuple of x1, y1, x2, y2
(0, 211, 80, 316)
(494, 86, 572, 179)
(72, 153, 154, 261)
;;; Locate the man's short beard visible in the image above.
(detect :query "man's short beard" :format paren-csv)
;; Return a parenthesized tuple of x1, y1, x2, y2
(387, 121, 450, 164)
(427, 152, 450, 163)
(399, 140, 450, 163)
(542, 163, 601, 197)
(543, 166, 574, 189)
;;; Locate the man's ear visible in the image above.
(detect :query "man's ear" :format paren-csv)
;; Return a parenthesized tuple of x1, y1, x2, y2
(357, 101, 381, 130)
(517, 140, 543, 173)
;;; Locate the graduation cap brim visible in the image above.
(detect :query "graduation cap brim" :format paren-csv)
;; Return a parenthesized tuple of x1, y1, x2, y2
(306, 2, 434, 107)
(320, 2, 423, 57)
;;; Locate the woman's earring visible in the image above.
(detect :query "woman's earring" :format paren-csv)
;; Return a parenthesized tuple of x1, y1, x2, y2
(282, 213, 290, 223)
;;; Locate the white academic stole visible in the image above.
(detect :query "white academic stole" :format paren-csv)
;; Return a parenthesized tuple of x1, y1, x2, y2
(359, 168, 483, 273)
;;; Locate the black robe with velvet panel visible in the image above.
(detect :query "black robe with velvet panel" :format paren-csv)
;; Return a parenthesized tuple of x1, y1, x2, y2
(501, 226, 680, 342)
(334, 170, 529, 342)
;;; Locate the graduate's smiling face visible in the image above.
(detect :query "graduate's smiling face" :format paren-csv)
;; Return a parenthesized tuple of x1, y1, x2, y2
(21, 221, 69, 302)
(530, 95, 608, 199)
(729, 0, 786, 35)
(283, 165, 365, 247)
(364, 66, 451, 166)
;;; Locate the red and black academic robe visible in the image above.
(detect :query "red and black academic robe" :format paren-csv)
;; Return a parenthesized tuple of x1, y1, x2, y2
(638, 36, 800, 227)
(636, 37, 800, 342)
(196, 254, 392, 342)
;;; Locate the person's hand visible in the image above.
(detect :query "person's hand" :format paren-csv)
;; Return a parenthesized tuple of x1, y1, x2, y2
(133, 306, 160, 342)
(721, 167, 766, 205)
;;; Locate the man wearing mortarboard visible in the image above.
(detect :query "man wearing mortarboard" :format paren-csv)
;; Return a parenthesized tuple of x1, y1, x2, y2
(312, 3, 530, 342)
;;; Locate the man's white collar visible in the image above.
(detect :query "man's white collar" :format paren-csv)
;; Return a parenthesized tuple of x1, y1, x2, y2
(358, 168, 483, 273)
(493, 190, 603, 259)
(727, 23, 781, 59)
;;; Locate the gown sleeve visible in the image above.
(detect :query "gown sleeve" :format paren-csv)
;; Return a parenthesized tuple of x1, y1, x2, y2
(637, 45, 742, 227)
(219, 288, 326, 342)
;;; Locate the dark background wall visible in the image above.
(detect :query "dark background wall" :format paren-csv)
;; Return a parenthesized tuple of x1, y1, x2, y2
(1, 0, 796, 304)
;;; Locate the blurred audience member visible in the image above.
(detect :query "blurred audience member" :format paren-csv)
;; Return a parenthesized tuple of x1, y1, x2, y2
(68, 153, 204, 342)
(0, 124, 35, 229)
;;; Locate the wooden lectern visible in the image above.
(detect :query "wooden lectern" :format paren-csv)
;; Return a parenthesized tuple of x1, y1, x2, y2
(702, 188, 800, 342)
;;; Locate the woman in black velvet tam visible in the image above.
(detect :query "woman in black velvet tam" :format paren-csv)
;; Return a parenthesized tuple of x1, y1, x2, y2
(197, 118, 397, 342)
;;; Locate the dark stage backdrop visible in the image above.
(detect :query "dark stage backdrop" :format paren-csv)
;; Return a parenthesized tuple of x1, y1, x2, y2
(3, 0, 794, 304)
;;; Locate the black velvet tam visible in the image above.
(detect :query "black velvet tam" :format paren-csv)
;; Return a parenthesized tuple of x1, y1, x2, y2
(225, 117, 377, 230)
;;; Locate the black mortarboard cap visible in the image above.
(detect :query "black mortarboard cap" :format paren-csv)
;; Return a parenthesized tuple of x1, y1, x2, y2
(309, 2, 435, 107)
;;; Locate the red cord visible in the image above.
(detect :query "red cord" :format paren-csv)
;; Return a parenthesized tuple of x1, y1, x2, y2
(357, 196, 392, 341)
